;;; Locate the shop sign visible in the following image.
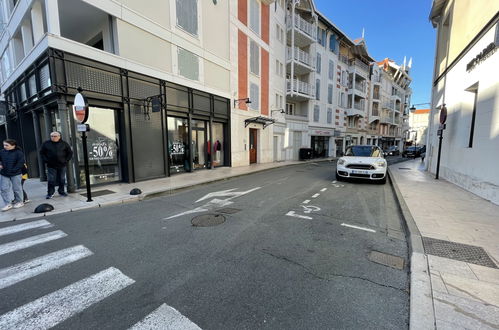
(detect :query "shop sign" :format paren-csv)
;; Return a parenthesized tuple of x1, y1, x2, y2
(313, 130, 332, 136)
(88, 137, 117, 163)
(466, 42, 497, 72)
(171, 141, 185, 155)
(73, 92, 89, 123)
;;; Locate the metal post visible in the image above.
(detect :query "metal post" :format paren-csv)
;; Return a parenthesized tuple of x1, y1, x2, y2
(81, 131, 92, 201)
(57, 99, 76, 193)
(31, 111, 46, 181)
(435, 132, 443, 180)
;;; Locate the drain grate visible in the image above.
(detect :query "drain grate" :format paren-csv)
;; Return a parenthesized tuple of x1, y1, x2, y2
(216, 208, 241, 214)
(422, 237, 497, 268)
(191, 214, 226, 227)
(368, 251, 405, 270)
(81, 189, 115, 197)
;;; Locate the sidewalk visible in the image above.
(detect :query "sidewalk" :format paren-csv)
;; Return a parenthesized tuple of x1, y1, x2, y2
(0, 158, 333, 223)
(389, 159, 499, 330)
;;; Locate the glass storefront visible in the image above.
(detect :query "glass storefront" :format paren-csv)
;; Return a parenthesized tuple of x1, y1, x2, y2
(212, 122, 224, 167)
(75, 107, 120, 185)
(191, 120, 209, 170)
(311, 136, 329, 158)
(168, 117, 189, 173)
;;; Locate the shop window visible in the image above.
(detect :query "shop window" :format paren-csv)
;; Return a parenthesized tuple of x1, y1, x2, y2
(250, 83, 259, 110)
(176, 0, 198, 36)
(76, 107, 120, 185)
(250, 40, 259, 75)
(39, 64, 51, 90)
(212, 122, 225, 167)
(178, 48, 199, 81)
(166, 83, 189, 111)
(249, 0, 260, 35)
(168, 117, 190, 173)
(214, 96, 229, 116)
(28, 74, 37, 97)
(193, 90, 210, 113)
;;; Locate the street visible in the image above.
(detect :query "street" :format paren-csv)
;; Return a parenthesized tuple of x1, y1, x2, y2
(0, 159, 409, 329)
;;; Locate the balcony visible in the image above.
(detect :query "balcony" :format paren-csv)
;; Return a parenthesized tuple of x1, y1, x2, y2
(347, 103, 365, 117)
(287, 14, 316, 47)
(350, 59, 370, 74)
(380, 115, 393, 124)
(354, 83, 367, 94)
(286, 46, 314, 75)
(286, 78, 315, 101)
(285, 113, 308, 122)
(339, 55, 349, 65)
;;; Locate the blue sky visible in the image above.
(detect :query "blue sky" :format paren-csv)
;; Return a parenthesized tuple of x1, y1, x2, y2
(313, 0, 436, 107)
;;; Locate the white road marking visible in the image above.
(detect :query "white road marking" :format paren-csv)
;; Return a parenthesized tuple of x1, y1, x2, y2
(0, 245, 93, 290)
(0, 267, 135, 330)
(332, 184, 345, 188)
(0, 230, 67, 256)
(285, 211, 312, 220)
(311, 193, 320, 198)
(302, 200, 310, 204)
(130, 303, 202, 330)
(0, 220, 52, 237)
(332, 181, 337, 183)
(320, 188, 327, 192)
(195, 187, 261, 203)
(301, 205, 321, 214)
(340, 223, 376, 233)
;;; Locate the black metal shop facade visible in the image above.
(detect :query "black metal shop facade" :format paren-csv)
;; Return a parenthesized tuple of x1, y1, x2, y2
(1, 49, 231, 192)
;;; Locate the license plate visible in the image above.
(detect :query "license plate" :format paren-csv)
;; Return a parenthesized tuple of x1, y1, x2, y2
(352, 170, 368, 174)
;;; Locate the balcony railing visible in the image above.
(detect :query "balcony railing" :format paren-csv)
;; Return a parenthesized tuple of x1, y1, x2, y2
(339, 55, 349, 65)
(286, 46, 314, 69)
(354, 83, 367, 93)
(372, 75, 382, 83)
(350, 59, 370, 72)
(353, 102, 365, 111)
(373, 92, 380, 100)
(287, 14, 316, 40)
(372, 108, 379, 117)
(286, 79, 315, 98)
(380, 115, 393, 124)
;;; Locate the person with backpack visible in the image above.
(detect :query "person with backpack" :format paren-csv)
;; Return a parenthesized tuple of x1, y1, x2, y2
(0, 139, 26, 211)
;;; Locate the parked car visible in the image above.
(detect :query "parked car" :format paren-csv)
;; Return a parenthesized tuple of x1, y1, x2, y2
(336, 145, 387, 184)
(384, 145, 400, 156)
(403, 145, 426, 158)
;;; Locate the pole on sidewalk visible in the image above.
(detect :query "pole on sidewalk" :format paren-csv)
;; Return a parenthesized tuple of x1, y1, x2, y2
(81, 130, 92, 202)
(435, 131, 443, 180)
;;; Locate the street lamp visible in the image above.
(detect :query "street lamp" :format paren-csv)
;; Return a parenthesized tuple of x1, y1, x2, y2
(409, 102, 431, 112)
(271, 109, 285, 114)
(233, 98, 251, 108)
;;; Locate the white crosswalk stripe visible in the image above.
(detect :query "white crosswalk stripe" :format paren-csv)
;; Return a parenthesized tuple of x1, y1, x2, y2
(0, 220, 52, 237)
(0, 230, 67, 256)
(0, 245, 93, 290)
(130, 303, 202, 330)
(0, 267, 135, 330)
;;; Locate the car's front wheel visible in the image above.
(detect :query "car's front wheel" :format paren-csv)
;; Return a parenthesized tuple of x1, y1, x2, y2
(379, 176, 387, 184)
(336, 172, 343, 181)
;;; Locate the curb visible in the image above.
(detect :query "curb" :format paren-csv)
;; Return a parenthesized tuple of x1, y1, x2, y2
(388, 168, 436, 330)
(5, 158, 335, 221)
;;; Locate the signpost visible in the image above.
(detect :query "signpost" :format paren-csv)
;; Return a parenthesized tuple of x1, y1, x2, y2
(435, 104, 447, 180)
(73, 87, 92, 202)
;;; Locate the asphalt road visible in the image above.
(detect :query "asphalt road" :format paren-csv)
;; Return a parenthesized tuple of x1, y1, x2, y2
(0, 158, 409, 329)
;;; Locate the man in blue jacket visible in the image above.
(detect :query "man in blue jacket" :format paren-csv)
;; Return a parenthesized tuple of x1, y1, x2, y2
(0, 139, 25, 211)
(40, 132, 73, 199)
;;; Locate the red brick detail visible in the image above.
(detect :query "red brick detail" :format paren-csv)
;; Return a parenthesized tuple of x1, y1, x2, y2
(261, 49, 269, 115)
(336, 84, 340, 88)
(335, 115, 339, 119)
(238, 30, 248, 110)
(238, 0, 247, 25)
(261, 3, 269, 44)
(335, 122, 339, 125)
(336, 109, 340, 113)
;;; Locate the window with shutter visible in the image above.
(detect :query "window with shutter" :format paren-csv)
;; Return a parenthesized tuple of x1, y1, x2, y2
(176, 0, 198, 36)
(327, 108, 332, 124)
(328, 60, 334, 80)
(316, 79, 320, 100)
(250, 0, 260, 35)
(250, 83, 259, 110)
(327, 84, 333, 104)
(250, 40, 260, 75)
(316, 53, 321, 73)
(313, 105, 320, 122)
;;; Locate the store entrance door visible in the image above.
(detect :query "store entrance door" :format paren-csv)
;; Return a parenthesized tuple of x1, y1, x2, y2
(192, 120, 208, 170)
(249, 128, 257, 164)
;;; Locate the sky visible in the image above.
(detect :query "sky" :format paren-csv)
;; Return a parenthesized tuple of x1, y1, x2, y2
(313, 0, 436, 107)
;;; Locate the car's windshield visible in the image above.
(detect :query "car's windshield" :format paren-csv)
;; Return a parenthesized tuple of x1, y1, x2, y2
(345, 146, 381, 157)
(388, 146, 397, 150)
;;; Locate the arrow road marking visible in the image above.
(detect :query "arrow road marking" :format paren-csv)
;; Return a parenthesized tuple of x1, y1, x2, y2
(286, 211, 312, 220)
(165, 187, 261, 220)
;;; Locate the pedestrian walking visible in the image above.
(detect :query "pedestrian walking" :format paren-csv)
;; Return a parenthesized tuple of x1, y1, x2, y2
(40, 131, 73, 199)
(0, 139, 26, 211)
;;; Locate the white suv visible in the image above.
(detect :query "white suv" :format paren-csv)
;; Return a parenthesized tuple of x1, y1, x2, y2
(336, 145, 387, 184)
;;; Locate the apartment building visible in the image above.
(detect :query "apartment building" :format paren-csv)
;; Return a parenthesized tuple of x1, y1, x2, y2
(408, 108, 430, 146)
(428, 0, 498, 204)
(0, 0, 232, 190)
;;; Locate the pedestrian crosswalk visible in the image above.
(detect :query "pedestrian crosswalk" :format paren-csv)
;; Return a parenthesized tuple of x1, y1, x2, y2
(0, 219, 202, 329)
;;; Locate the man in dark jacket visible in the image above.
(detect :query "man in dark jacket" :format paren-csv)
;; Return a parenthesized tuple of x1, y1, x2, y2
(40, 131, 73, 199)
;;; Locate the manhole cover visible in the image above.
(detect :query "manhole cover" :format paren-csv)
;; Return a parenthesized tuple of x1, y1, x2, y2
(368, 251, 405, 270)
(398, 168, 412, 170)
(81, 189, 115, 197)
(216, 208, 241, 214)
(191, 214, 226, 227)
(422, 237, 497, 268)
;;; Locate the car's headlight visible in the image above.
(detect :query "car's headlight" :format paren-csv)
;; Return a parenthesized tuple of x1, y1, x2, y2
(338, 158, 346, 166)
(376, 161, 386, 168)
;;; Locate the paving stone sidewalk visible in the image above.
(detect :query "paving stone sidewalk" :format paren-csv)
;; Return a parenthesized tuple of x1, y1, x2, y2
(0, 158, 333, 223)
(390, 159, 499, 330)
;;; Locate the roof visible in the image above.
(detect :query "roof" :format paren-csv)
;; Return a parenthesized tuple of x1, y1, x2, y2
(414, 109, 431, 114)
